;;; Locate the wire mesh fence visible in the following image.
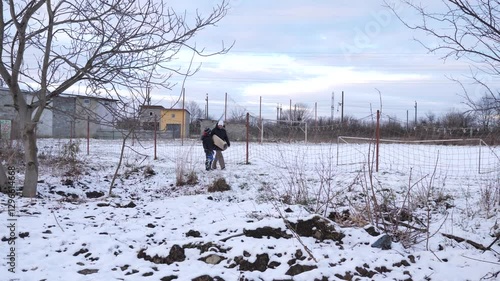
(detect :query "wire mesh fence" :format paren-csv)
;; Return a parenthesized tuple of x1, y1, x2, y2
(21, 135, 498, 181)
(2, 110, 500, 182)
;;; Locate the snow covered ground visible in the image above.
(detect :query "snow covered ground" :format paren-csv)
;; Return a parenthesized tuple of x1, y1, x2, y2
(1, 138, 499, 281)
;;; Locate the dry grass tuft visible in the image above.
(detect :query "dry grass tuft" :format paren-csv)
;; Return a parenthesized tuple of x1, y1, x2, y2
(208, 177, 230, 193)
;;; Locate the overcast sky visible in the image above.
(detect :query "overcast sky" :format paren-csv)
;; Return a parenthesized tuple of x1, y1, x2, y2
(154, 0, 499, 123)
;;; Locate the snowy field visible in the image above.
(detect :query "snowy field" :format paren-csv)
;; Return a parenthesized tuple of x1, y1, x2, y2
(1, 138, 499, 281)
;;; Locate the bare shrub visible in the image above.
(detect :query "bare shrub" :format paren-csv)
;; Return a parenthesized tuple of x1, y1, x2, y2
(328, 208, 368, 228)
(123, 164, 140, 179)
(0, 141, 23, 193)
(175, 146, 198, 187)
(267, 145, 345, 211)
(313, 145, 343, 216)
(175, 162, 186, 186)
(208, 177, 230, 193)
(479, 179, 500, 218)
(186, 171, 198, 186)
(277, 146, 311, 206)
(400, 163, 451, 249)
(143, 165, 156, 178)
(347, 146, 451, 249)
(0, 140, 23, 165)
(122, 164, 156, 180)
(60, 140, 83, 181)
(39, 140, 84, 183)
(176, 165, 198, 187)
(61, 140, 81, 162)
(255, 182, 275, 203)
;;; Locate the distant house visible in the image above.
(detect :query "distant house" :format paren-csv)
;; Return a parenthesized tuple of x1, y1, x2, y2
(139, 105, 190, 138)
(139, 105, 163, 130)
(0, 87, 117, 138)
(50, 94, 118, 138)
(160, 108, 190, 138)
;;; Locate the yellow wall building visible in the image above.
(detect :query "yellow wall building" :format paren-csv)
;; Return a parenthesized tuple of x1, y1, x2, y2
(159, 108, 190, 138)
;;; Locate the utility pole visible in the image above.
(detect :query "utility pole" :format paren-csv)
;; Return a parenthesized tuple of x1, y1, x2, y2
(331, 92, 334, 120)
(414, 101, 417, 126)
(259, 96, 263, 143)
(205, 93, 208, 119)
(259, 96, 262, 126)
(182, 87, 185, 143)
(406, 110, 409, 131)
(224, 92, 227, 123)
(341, 91, 344, 124)
(276, 103, 279, 121)
(146, 85, 151, 105)
(315, 102, 317, 125)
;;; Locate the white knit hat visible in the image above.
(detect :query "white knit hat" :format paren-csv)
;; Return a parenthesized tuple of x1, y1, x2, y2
(218, 120, 224, 126)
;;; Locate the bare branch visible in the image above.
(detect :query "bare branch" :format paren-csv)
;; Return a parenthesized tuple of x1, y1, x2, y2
(386, 0, 500, 123)
(0, 0, 232, 196)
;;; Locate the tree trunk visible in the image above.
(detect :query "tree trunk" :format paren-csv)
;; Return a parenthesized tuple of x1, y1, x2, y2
(109, 130, 132, 196)
(22, 125, 38, 197)
(0, 163, 8, 193)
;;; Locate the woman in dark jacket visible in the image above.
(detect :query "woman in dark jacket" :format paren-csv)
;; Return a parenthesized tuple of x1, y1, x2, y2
(210, 120, 230, 170)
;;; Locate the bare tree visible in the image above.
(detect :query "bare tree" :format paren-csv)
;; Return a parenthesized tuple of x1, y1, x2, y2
(424, 112, 438, 125)
(440, 109, 473, 128)
(228, 106, 247, 123)
(469, 93, 499, 129)
(386, 0, 500, 111)
(0, 0, 231, 197)
(104, 70, 158, 196)
(280, 103, 311, 122)
(185, 101, 204, 123)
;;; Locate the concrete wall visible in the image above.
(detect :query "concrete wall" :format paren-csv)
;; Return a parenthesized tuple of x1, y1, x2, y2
(0, 89, 16, 139)
(0, 88, 23, 139)
(0, 88, 15, 120)
(74, 97, 116, 138)
(0, 89, 118, 138)
(53, 96, 76, 138)
(140, 106, 162, 122)
(36, 108, 53, 137)
(0, 88, 53, 138)
(139, 106, 162, 130)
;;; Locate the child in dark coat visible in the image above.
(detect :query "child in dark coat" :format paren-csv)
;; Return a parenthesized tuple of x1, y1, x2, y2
(201, 127, 215, 171)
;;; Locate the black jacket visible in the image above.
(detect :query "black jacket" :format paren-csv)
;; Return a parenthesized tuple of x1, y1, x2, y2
(201, 132, 215, 151)
(210, 125, 230, 150)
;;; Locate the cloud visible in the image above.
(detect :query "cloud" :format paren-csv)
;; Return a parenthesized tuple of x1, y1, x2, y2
(242, 66, 430, 96)
(149, 0, 500, 122)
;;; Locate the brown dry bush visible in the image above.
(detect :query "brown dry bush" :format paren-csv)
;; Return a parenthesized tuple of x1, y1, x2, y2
(208, 177, 230, 193)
